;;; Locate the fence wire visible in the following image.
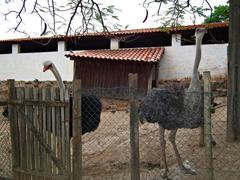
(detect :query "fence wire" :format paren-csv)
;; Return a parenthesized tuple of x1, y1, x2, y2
(211, 95, 240, 180)
(0, 106, 12, 179)
(1, 86, 240, 180)
(81, 88, 131, 180)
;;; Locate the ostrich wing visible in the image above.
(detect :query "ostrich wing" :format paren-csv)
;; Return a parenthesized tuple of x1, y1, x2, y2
(139, 83, 185, 130)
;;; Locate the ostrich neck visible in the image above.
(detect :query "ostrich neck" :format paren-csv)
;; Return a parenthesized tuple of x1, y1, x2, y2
(189, 35, 203, 89)
(51, 67, 66, 92)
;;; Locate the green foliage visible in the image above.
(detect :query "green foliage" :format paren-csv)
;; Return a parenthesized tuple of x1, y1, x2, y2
(204, 5, 229, 23)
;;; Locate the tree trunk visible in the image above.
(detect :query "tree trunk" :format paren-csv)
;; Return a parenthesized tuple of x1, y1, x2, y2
(227, 0, 240, 141)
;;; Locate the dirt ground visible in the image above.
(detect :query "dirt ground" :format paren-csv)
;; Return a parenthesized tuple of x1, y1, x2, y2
(1, 90, 240, 179)
(81, 96, 240, 180)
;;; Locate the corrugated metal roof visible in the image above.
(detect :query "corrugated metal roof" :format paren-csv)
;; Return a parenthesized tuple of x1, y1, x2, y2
(65, 47, 165, 62)
(0, 22, 229, 44)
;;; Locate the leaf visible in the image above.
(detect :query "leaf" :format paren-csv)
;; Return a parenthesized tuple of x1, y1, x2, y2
(111, 15, 119, 20)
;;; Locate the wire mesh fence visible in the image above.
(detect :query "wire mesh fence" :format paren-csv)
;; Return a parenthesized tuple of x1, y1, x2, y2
(81, 88, 131, 180)
(211, 95, 240, 180)
(0, 106, 12, 179)
(1, 84, 240, 180)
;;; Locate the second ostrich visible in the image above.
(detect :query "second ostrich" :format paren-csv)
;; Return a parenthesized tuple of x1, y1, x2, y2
(139, 28, 207, 176)
(43, 61, 102, 135)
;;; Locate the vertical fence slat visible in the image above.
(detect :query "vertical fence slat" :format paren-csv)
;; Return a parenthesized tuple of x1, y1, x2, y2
(72, 79, 82, 180)
(203, 71, 214, 180)
(8, 80, 19, 170)
(16, 88, 26, 180)
(51, 88, 57, 175)
(25, 88, 31, 170)
(38, 88, 44, 172)
(46, 88, 52, 173)
(64, 89, 71, 173)
(33, 88, 40, 171)
(28, 88, 35, 171)
(128, 73, 140, 180)
(60, 88, 66, 172)
(42, 88, 48, 172)
(55, 89, 61, 175)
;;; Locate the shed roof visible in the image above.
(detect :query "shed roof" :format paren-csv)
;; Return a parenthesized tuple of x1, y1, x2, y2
(65, 47, 165, 63)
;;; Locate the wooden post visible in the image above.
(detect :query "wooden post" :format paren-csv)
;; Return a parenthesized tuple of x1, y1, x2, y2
(227, 0, 240, 141)
(203, 71, 213, 180)
(72, 79, 82, 180)
(8, 79, 19, 170)
(128, 73, 140, 180)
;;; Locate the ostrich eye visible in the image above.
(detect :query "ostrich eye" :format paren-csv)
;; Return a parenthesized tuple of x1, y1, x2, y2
(47, 64, 52, 69)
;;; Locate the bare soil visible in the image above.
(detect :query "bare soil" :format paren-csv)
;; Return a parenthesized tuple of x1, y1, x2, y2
(1, 80, 239, 179)
(81, 97, 240, 180)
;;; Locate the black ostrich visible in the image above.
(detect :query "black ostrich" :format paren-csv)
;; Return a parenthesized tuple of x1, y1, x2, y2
(42, 61, 102, 136)
(139, 28, 207, 177)
(2, 108, 8, 118)
(43, 61, 102, 136)
(2, 62, 102, 136)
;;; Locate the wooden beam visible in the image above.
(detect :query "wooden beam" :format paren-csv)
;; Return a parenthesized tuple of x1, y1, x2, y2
(8, 79, 19, 169)
(227, 0, 240, 141)
(129, 73, 140, 180)
(72, 79, 82, 180)
(203, 71, 214, 180)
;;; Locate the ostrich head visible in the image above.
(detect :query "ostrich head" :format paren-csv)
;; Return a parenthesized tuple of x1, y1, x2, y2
(43, 60, 54, 72)
(42, 60, 65, 91)
(195, 28, 207, 42)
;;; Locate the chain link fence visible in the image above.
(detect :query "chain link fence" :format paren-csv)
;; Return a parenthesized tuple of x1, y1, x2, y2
(0, 106, 12, 179)
(1, 85, 240, 180)
(81, 88, 131, 180)
(211, 94, 240, 180)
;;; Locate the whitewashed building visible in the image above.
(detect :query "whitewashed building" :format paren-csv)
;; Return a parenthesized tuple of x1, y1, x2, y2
(0, 22, 228, 85)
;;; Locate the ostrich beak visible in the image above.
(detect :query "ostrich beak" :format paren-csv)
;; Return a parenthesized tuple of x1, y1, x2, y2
(43, 65, 51, 72)
(43, 66, 48, 72)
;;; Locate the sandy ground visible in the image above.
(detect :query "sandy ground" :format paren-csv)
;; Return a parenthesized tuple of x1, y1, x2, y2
(81, 97, 240, 180)
(1, 97, 240, 179)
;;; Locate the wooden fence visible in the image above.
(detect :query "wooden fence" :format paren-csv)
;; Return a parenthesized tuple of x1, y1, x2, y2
(6, 74, 140, 180)
(8, 79, 71, 179)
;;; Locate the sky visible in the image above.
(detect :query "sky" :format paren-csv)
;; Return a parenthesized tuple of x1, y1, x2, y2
(0, 0, 228, 39)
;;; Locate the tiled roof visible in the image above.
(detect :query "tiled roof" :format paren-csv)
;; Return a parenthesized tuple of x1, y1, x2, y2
(0, 22, 229, 44)
(65, 47, 165, 63)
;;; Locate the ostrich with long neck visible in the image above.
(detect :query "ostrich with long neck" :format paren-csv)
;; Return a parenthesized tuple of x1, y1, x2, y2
(42, 61, 102, 135)
(139, 28, 207, 177)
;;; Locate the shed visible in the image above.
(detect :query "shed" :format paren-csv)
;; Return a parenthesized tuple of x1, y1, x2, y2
(65, 47, 165, 91)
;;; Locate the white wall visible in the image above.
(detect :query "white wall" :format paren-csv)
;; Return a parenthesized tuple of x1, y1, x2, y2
(0, 36, 228, 81)
(159, 34, 228, 80)
(0, 41, 73, 81)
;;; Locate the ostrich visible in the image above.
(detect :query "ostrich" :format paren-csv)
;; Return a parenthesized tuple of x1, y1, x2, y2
(42, 61, 102, 135)
(139, 28, 207, 177)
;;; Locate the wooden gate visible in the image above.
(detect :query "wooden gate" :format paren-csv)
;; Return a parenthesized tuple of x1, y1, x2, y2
(8, 80, 71, 179)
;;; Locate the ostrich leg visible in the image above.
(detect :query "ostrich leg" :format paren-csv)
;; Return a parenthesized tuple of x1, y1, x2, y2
(168, 129, 196, 175)
(159, 125, 168, 178)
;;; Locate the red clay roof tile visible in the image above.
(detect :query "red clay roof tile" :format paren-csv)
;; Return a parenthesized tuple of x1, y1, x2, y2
(65, 47, 165, 63)
(0, 22, 229, 44)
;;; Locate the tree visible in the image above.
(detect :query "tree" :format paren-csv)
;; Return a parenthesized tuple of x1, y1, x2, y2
(2, 0, 121, 36)
(204, 5, 229, 23)
(142, 0, 212, 26)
